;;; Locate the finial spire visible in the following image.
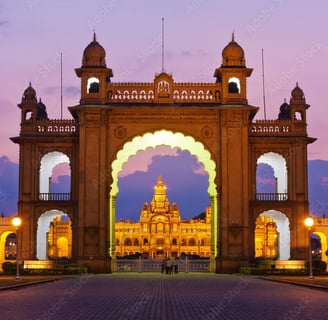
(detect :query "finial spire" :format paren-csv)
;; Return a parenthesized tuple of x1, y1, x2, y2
(232, 31, 235, 42)
(93, 30, 96, 42)
(296, 81, 299, 87)
(161, 17, 165, 72)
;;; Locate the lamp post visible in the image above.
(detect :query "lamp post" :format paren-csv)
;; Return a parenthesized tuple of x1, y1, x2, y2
(12, 217, 22, 281)
(304, 217, 314, 280)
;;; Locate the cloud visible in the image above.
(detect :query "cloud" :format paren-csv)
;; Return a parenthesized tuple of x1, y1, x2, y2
(64, 86, 80, 97)
(41, 85, 80, 98)
(116, 149, 210, 221)
(119, 146, 180, 178)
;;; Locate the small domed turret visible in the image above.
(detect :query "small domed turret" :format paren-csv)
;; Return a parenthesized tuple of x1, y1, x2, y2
(36, 98, 49, 120)
(22, 82, 37, 103)
(291, 82, 304, 99)
(82, 32, 106, 67)
(290, 82, 306, 105)
(278, 99, 291, 120)
(222, 33, 245, 67)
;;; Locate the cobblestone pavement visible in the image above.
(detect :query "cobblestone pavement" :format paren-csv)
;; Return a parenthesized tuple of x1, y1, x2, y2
(0, 273, 327, 320)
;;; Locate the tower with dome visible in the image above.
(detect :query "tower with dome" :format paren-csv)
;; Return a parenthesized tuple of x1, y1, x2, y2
(9, 33, 318, 273)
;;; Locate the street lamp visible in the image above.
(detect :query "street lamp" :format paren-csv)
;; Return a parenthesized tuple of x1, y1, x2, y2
(304, 217, 314, 280)
(12, 217, 22, 281)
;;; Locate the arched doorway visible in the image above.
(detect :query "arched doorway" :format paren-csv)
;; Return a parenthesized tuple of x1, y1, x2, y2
(255, 210, 290, 260)
(37, 210, 72, 260)
(0, 231, 16, 261)
(110, 130, 217, 258)
(313, 231, 328, 266)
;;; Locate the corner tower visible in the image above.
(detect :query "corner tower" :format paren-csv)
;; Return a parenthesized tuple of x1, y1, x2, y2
(214, 33, 253, 104)
(75, 33, 113, 104)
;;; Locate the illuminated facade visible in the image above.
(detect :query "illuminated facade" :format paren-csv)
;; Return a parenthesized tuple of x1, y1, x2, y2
(10, 32, 317, 273)
(47, 216, 72, 259)
(115, 177, 211, 258)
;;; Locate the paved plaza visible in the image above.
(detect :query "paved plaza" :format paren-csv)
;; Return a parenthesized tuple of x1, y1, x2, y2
(0, 273, 328, 319)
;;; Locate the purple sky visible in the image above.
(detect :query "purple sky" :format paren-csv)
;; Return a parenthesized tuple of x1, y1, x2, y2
(1, 1, 327, 161)
(0, 1, 327, 218)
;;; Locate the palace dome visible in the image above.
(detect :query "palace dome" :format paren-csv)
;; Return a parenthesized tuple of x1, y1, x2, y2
(82, 32, 106, 67)
(222, 33, 245, 67)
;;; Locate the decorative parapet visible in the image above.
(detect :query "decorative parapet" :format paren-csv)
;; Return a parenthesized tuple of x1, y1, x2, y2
(250, 119, 293, 136)
(24, 119, 78, 136)
(0, 217, 16, 226)
(315, 217, 328, 226)
(105, 79, 221, 104)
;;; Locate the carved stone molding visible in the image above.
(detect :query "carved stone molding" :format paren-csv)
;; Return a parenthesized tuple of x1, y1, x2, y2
(114, 125, 127, 139)
(201, 126, 213, 138)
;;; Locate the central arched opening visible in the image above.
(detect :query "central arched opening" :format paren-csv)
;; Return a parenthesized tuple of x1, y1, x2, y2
(115, 147, 211, 259)
(110, 130, 217, 259)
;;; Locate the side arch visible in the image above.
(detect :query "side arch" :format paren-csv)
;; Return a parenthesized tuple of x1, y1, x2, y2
(37, 210, 71, 260)
(258, 210, 290, 260)
(313, 231, 328, 266)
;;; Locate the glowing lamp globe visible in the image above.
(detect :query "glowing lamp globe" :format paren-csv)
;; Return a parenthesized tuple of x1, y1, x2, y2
(304, 217, 314, 228)
(12, 217, 22, 228)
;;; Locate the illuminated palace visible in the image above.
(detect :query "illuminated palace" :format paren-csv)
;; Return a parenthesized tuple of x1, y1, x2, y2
(115, 177, 211, 259)
(9, 32, 320, 273)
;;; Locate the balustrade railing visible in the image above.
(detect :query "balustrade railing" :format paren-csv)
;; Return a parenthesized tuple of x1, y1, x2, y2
(256, 193, 288, 201)
(39, 193, 71, 201)
(114, 258, 213, 273)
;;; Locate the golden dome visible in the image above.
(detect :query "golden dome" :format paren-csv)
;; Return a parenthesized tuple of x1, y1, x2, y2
(82, 32, 106, 67)
(222, 33, 245, 67)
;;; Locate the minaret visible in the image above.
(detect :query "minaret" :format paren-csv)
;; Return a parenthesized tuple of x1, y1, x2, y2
(75, 32, 113, 104)
(289, 83, 309, 135)
(17, 83, 39, 134)
(213, 33, 253, 104)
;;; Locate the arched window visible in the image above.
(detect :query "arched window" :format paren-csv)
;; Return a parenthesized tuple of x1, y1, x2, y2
(294, 111, 303, 121)
(133, 238, 139, 246)
(188, 238, 196, 246)
(124, 238, 132, 246)
(228, 77, 240, 93)
(24, 110, 33, 121)
(87, 77, 99, 93)
(172, 238, 177, 245)
(39, 152, 71, 199)
(256, 152, 288, 198)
